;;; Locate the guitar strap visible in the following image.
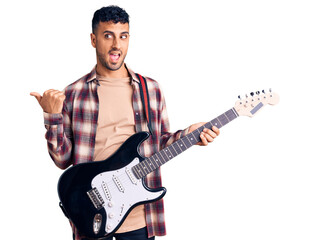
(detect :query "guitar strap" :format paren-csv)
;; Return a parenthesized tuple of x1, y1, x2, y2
(135, 73, 153, 135)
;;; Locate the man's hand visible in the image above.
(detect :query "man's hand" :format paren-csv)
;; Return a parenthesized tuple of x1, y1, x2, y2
(188, 122, 220, 146)
(30, 90, 66, 114)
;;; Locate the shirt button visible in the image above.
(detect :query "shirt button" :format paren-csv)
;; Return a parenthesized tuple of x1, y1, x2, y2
(136, 112, 139, 115)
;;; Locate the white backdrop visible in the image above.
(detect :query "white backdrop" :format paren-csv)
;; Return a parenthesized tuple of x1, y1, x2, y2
(1, 0, 308, 239)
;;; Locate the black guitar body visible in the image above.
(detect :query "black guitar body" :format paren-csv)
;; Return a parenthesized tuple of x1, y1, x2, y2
(58, 132, 166, 239)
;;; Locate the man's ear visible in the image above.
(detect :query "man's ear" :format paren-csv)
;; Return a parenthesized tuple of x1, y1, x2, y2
(90, 33, 96, 48)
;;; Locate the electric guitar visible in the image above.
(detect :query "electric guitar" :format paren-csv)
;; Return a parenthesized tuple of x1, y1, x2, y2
(58, 90, 279, 239)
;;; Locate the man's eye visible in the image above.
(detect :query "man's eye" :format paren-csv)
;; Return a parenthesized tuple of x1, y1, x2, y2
(104, 34, 112, 39)
(120, 35, 128, 39)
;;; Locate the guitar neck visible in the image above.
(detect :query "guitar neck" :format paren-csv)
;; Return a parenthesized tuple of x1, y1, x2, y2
(132, 108, 239, 179)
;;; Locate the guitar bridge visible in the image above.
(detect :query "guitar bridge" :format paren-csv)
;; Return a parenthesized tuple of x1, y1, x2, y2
(87, 187, 104, 210)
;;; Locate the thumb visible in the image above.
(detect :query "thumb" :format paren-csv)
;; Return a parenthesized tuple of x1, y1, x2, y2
(30, 92, 42, 104)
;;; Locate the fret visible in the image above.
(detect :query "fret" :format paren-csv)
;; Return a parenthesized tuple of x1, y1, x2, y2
(218, 113, 229, 126)
(182, 137, 191, 149)
(132, 166, 142, 179)
(192, 127, 203, 141)
(152, 155, 161, 167)
(146, 158, 156, 171)
(223, 113, 230, 125)
(167, 145, 177, 158)
(178, 139, 187, 150)
(161, 149, 170, 161)
(150, 156, 159, 168)
(192, 133, 199, 142)
(188, 133, 198, 144)
(170, 143, 179, 155)
(141, 161, 150, 174)
(217, 117, 223, 127)
(173, 142, 182, 154)
(166, 146, 177, 159)
(136, 164, 146, 177)
(148, 155, 159, 169)
(162, 148, 173, 162)
(210, 118, 222, 128)
(227, 108, 238, 121)
(205, 122, 213, 129)
(158, 151, 167, 164)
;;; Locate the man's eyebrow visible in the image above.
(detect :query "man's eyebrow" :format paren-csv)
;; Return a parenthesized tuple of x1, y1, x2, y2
(103, 31, 129, 35)
(103, 30, 115, 35)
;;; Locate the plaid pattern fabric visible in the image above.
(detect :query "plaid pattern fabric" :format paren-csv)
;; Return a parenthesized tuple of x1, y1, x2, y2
(44, 65, 189, 239)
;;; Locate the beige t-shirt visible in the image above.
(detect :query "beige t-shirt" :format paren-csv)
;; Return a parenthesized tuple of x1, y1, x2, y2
(93, 75, 146, 233)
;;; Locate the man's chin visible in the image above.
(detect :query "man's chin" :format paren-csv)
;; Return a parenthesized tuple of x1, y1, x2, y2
(105, 61, 125, 71)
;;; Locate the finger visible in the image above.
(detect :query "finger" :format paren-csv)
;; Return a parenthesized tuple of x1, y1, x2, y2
(53, 91, 66, 99)
(203, 128, 217, 138)
(30, 92, 42, 103)
(205, 133, 214, 142)
(43, 89, 60, 97)
(200, 132, 208, 146)
(212, 126, 220, 136)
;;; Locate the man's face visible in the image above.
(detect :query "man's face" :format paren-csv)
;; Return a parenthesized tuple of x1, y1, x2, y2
(91, 21, 130, 72)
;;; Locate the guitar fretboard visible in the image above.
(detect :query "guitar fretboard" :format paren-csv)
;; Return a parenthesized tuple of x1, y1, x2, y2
(132, 108, 239, 179)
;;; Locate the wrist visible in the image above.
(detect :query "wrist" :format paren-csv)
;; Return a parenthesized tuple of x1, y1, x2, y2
(44, 112, 63, 125)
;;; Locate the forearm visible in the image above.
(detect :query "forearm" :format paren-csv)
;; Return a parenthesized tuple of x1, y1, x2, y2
(44, 112, 73, 169)
(160, 127, 190, 149)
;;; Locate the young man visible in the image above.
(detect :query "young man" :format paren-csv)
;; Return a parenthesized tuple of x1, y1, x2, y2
(31, 6, 220, 240)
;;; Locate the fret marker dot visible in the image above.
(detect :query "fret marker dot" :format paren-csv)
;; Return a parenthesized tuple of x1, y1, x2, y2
(190, 138, 193, 140)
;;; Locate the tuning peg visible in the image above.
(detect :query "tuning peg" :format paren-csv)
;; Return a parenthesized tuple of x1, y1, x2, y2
(250, 92, 254, 97)
(238, 95, 242, 100)
(269, 88, 272, 92)
(262, 90, 265, 94)
(256, 91, 260, 95)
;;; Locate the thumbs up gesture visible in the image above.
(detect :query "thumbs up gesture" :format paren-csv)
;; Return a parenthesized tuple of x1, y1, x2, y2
(30, 90, 66, 114)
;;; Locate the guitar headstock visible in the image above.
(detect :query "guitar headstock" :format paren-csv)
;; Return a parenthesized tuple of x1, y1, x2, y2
(234, 89, 279, 117)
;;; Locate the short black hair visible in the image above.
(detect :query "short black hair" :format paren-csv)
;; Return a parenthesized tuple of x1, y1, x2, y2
(92, 5, 130, 34)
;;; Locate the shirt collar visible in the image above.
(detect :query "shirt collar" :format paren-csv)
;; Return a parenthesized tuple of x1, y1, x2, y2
(86, 64, 140, 84)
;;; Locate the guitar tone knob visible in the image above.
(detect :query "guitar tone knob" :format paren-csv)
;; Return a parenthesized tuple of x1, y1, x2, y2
(108, 202, 113, 207)
(108, 213, 115, 219)
(106, 224, 113, 232)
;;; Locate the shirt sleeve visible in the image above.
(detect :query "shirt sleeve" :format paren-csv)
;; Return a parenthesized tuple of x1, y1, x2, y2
(43, 102, 73, 169)
(159, 89, 190, 149)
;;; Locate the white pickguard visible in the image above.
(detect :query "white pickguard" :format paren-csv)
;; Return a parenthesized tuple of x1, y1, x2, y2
(91, 158, 164, 234)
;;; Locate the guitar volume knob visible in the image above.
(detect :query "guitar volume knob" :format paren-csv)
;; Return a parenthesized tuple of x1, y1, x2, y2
(106, 224, 113, 232)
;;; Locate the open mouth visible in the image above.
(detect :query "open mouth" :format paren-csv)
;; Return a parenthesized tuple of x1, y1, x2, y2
(109, 52, 121, 63)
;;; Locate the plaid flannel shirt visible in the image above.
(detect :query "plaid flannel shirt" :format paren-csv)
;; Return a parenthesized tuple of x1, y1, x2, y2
(44, 65, 189, 239)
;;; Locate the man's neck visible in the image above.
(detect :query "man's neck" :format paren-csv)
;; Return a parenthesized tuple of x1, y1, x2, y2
(96, 63, 129, 78)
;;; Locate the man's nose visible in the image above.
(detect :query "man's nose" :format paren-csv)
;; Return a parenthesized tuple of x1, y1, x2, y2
(112, 37, 121, 49)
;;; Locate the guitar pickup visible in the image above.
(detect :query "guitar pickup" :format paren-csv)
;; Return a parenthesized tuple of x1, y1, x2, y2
(113, 176, 125, 193)
(87, 187, 104, 210)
